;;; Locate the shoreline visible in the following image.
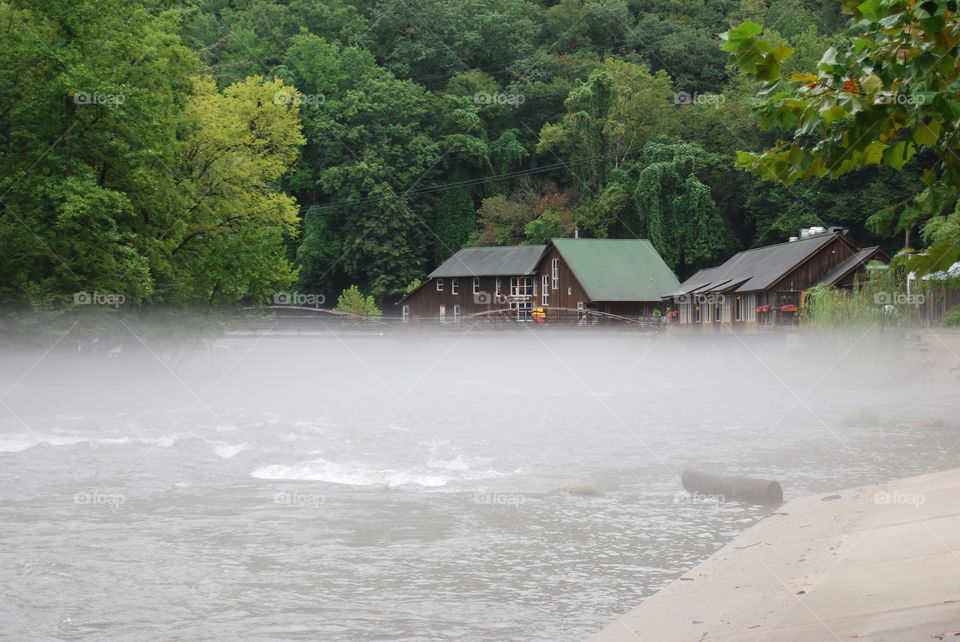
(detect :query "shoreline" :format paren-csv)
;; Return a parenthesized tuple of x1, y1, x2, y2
(589, 467, 960, 641)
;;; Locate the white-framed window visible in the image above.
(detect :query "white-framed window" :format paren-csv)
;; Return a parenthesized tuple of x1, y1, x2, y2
(439, 304, 446, 320)
(453, 304, 460, 322)
(451, 278, 458, 294)
(567, 286, 572, 296)
(495, 278, 502, 296)
(402, 305, 410, 322)
(541, 275, 549, 306)
(551, 259, 559, 290)
(510, 300, 532, 320)
(746, 294, 756, 322)
(694, 305, 701, 323)
(510, 276, 533, 297)
(436, 278, 444, 292)
(735, 296, 743, 322)
(473, 277, 480, 294)
(714, 300, 722, 322)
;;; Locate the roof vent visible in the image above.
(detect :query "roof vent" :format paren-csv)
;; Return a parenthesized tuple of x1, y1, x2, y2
(799, 226, 828, 240)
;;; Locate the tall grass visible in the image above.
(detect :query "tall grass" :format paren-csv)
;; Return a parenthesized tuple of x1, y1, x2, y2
(801, 263, 921, 328)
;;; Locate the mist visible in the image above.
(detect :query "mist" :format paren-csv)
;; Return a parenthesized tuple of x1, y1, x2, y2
(1, 327, 956, 640)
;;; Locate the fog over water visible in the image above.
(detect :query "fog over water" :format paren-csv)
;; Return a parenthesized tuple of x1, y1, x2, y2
(1, 329, 957, 640)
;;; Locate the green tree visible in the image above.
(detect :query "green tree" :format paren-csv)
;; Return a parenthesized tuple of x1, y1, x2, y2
(281, 34, 439, 297)
(722, 5, 960, 271)
(367, 0, 541, 86)
(633, 141, 735, 275)
(538, 60, 675, 199)
(334, 285, 382, 316)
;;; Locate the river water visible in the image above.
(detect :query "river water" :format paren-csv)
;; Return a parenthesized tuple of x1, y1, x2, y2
(1, 330, 956, 640)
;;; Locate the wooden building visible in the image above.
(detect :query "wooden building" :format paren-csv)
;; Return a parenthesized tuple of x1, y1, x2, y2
(398, 245, 546, 321)
(534, 239, 679, 318)
(397, 238, 679, 321)
(666, 229, 888, 327)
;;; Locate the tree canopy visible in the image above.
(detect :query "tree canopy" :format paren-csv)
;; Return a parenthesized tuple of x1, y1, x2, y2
(1, 0, 949, 311)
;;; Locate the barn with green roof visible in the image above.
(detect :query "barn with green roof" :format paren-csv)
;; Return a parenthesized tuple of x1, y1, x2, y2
(398, 238, 679, 322)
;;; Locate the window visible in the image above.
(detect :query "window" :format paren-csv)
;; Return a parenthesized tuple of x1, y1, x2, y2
(694, 305, 701, 323)
(735, 296, 743, 322)
(542, 275, 549, 306)
(439, 305, 445, 320)
(551, 259, 559, 289)
(510, 277, 533, 297)
(451, 278, 458, 295)
(473, 277, 480, 294)
(436, 278, 444, 292)
(453, 304, 460, 322)
(567, 286, 572, 296)
(402, 305, 410, 322)
(510, 300, 532, 320)
(714, 300, 722, 322)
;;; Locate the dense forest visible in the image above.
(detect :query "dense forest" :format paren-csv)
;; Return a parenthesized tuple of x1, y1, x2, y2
(0, 0, 956, 309)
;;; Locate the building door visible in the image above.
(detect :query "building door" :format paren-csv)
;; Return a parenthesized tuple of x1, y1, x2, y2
(439, 305, 445, 321)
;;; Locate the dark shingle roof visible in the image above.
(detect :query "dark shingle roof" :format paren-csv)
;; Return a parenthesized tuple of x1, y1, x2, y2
(671, 233, 844, 295)
(550, 238, 680, 301)
(429, 245, 546, 277)
(818, 247, 883, 286)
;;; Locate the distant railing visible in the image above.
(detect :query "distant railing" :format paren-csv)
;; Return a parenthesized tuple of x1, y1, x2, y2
(460, 306, 662, 328)
(229, 305, 664, 334)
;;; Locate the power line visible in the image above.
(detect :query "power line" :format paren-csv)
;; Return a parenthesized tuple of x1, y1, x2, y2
(306, 144, 662, 211)
(303, 125, 744, 211)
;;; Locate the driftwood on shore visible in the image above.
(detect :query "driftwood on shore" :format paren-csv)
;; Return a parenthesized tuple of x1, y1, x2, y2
(681, 470, 783, 505)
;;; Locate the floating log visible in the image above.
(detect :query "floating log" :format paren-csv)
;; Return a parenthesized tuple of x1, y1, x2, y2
(681, 470, 783, 505)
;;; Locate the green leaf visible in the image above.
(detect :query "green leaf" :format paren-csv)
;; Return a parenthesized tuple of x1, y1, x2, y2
(882, 140, 916, 170)
(857, 0, 882, 21)
(913, 119, 941, 146)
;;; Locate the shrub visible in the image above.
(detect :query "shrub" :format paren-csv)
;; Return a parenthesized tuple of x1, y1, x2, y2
(334, 285, 381, 317)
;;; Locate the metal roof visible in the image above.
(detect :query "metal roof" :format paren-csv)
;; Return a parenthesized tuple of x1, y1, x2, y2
(818, 247, 884, 286)
(550, 238, 680, 301)
(671, 233, 845, 295)
(428, 245, 546, 277)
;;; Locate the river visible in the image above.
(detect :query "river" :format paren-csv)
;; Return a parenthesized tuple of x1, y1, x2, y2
(1, 330, 956, 640)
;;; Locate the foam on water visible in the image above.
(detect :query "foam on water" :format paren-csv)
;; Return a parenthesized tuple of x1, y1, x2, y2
(251, 456, 513, 488)
(0, 435, 42, 453)
(213, 442, 252, 459)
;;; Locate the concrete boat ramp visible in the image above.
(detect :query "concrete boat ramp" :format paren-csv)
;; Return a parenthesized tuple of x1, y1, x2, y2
(591, 468, 960, 641)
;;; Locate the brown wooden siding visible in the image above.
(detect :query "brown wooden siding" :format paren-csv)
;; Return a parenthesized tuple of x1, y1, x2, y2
(399, 275, 535, 318)
(674, 236, 866, 327)
(533, 246, 590, 310)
